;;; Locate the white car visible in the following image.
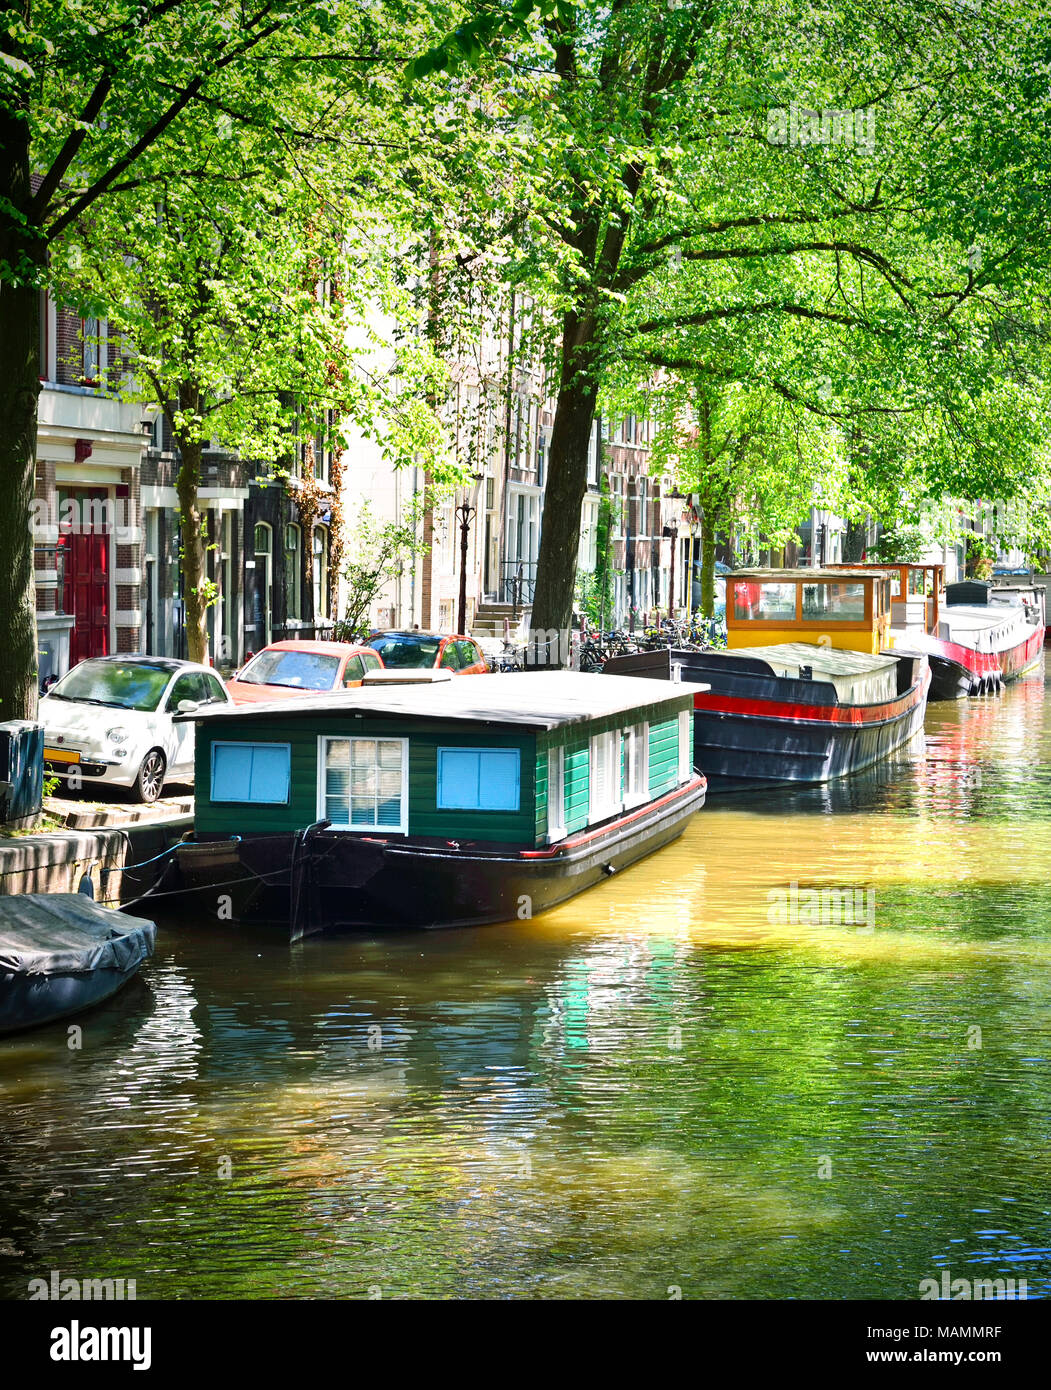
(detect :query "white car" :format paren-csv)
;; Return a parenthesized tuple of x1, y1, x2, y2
(40, 657, 231, 803)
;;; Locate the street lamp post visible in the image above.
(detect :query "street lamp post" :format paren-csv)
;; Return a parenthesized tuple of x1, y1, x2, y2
(687, 509, 700, 620)
(456, 473, 484, 634)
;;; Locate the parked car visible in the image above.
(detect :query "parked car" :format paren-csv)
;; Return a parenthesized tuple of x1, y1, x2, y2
(225, 639, 384, 705)
(366, 631, 490, 674)
(39, 656, 231, 803)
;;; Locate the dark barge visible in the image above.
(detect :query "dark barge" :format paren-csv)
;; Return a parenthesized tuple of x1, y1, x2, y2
(605, 568, 930, 793)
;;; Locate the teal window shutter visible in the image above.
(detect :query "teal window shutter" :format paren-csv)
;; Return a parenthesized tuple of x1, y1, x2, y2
(437, 748, 520, 812)
(211, 742, 290, 804)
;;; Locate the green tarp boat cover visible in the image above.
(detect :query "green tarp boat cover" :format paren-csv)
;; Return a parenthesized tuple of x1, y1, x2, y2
(0, 894, 155, 977)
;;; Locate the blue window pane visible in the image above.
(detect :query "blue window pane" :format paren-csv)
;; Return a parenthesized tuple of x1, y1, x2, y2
(213, 744, 252, 800)
(437, 748, 520, 812)
(438, 749, 481, 809)
(482, 750, 520, 810)
(250, 745, 290, 802)
(212, 742, 290, 804)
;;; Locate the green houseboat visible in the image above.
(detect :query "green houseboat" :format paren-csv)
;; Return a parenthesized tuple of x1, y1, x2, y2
(177, 671, 708, 935)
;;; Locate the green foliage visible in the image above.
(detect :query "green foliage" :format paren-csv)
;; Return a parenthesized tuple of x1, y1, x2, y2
(868, 528, 927, 565)
(403, 0, 1051, 621)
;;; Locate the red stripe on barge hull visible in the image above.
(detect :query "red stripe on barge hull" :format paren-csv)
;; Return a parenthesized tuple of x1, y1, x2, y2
(693, 667, 931, 727)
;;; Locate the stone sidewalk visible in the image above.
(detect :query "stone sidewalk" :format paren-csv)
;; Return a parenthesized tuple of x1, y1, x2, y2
(0, 789, 194, 904)
(41, 785, 193, 830)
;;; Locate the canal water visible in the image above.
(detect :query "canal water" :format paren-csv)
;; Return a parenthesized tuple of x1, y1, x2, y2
(2, 667, 1050, 1301)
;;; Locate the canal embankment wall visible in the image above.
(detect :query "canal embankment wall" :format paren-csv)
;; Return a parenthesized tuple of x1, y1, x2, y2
(0, 813, 192, 904)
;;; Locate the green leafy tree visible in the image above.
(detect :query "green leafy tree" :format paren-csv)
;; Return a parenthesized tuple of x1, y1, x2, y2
(415, 0, 1051, 656)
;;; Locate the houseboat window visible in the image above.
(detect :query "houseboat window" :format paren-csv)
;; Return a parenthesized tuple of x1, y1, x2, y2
(678, 710, 692, 783)
(321, 737, 407, 832)
(733, 581, 796, 621)
(589, 730, 622, 822)
(802, 581, 865, 621)
(436, 748, 520, 812)
(211, 742, 291, 804)
(547, 745, 566, 841)
(623, 722, 649, 806)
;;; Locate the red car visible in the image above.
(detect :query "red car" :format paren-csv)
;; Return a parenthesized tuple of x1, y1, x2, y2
(226, 640, 384, 705)
(366, 631, 489, 675)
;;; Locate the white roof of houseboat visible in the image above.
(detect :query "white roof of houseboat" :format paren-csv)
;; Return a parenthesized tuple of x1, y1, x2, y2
(185, 671, 709, 732)
(724, 643, 899, 676)
(729, 568, 895, 583)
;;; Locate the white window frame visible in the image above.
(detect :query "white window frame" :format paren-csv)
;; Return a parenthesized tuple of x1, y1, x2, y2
(317, 735, 409, 835)
(547, 744, 566, 842)
(678, 708, 692, 783)
(623, 722, 649, 807)
(589, 729, 623, 824)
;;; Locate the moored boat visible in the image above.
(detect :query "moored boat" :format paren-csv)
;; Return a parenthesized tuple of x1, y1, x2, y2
(605, 567, 930, 793)
(175, 671, 708, 935)
(0, 894, 156, 1034)
(828, 563, 1044, 698)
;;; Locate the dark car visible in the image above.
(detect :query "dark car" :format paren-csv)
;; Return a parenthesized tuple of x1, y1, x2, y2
(366, 631, 489, 675)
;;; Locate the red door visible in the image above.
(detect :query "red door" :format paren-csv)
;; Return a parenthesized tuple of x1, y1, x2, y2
(61, 489, 110, 664)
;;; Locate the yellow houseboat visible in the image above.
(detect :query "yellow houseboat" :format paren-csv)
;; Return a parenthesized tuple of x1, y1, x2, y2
(606, 568, 931, 792)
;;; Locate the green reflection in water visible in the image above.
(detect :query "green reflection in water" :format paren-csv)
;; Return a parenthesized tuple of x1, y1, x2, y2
(1, 666, 1050, 1298)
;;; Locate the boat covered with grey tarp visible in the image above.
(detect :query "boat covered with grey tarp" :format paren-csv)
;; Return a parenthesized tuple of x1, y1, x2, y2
(0, 894, 155, 1034)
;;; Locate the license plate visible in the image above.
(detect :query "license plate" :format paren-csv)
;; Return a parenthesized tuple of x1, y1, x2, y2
(44, 747, 80, 765)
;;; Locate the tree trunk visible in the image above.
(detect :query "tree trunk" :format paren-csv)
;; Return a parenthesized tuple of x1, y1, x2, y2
(529, 318, 599, 662)
(700, 525, 717, 618)
(843, 516, 868, 562)
(174, 400, 209, 664)
(0, 54, 43, 725)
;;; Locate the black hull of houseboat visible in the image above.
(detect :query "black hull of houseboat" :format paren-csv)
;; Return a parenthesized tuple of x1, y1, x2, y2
(175, 776, 707, 933)
(928, 655, 991, 700)
(603, 648, 930, 793)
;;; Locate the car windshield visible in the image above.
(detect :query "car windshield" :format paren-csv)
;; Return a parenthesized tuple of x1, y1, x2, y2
(47, 661, 172, 711)
(369, 635, 441, 669)
(237, 649, 341, 691)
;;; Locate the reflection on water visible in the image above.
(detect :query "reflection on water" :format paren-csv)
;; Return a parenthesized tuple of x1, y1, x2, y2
(2, 664, 1051, 1298)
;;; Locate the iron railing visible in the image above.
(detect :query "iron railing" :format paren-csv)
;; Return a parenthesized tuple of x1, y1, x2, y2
(500, 559, 536, 606)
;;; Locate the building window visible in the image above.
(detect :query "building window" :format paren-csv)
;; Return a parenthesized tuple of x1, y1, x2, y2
(312, 525, 328, 620)
(211, 742, 291, 804)
(320, 736, 408, 832)
(38, 290, 53, 382)
(253, 522, 273, 647)
(437, 747, 521, 812)
(81, 316, 105, 384)
(589, 729, 622, 823)
(284, 523, 301, 619)
(578, 497, 599, 572)
(623, 722, 649, 806)
(547, 745, 566, 841)
(678, 709, 692, 783)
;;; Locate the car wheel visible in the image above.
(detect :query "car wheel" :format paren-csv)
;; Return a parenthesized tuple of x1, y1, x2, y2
(133, 749, 166, 804)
